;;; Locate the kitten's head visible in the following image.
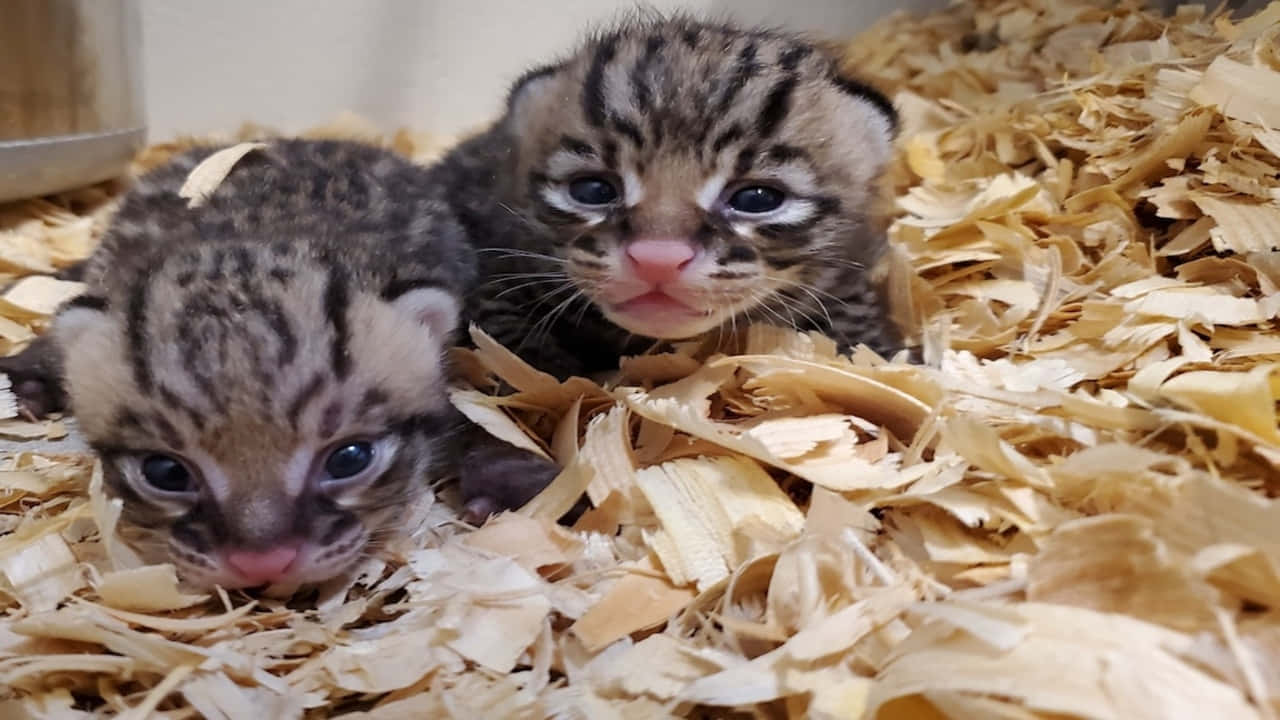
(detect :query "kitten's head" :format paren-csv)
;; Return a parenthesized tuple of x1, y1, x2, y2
(502, 18, 896, 339)
(56, 245, 459, 590)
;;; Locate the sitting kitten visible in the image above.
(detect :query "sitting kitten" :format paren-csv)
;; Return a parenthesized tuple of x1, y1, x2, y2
(435, 16, 902, 379)
(2, 140, 474, 588)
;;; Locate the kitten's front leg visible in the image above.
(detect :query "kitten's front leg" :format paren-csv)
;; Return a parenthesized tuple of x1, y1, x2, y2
(0, 334, 67, 420)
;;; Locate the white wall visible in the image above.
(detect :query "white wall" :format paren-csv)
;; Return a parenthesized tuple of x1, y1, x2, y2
(140, 0, 944, 142)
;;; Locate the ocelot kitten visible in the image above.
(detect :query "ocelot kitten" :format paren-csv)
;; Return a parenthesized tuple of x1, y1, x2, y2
(435, 16, 902, 379)
(0, 140, 480, 589)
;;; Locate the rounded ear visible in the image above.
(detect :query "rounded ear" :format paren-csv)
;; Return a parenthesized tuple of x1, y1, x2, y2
(51, 295, 111, 346)
(388, 286, 461, 341)
(504, 64, 565, 134)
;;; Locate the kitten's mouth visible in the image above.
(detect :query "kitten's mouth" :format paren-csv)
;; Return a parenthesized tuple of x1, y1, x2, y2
(616, 291, 704, 317)
(606, 291, 718, 339)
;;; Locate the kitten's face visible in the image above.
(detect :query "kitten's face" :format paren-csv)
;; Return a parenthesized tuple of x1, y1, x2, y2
(57, 248, 459, 589)
(506, 22, 895, 339)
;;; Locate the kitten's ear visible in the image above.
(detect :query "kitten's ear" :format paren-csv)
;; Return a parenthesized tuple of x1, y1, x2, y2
(504, 63, 564, 132)
(388, 285, 460, 341)
(51, 295, 111, 344)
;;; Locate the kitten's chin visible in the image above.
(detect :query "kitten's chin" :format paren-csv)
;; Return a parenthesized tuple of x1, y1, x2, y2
(602, 292, 722, 339)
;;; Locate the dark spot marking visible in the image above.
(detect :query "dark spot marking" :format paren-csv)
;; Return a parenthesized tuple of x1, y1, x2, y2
(359, 387, 388, 414)
(694, 223, 717, 245)
(560, 136, 595, 157)
(709, 269, 754, 279)
(723, 244, 758, 263)
(611, 114, 645, 149)
(735, 146, 757, 176)
(779, 44, 811, 72)
(830, 73, 898, 131)
(712, 124, 744, 154)
(572, 234, 604, 256)
(323, 268, 351, 379)
(815, 195, 842, 216)
(269, 266, 292, 284)
(582, 34, 619, 127)
(260, 299, 297, 367)
(286, 372, 326, 428)
(176, 271, 196, 286)
(231, 246, 254, 277)
(763, 253, 804, 270)
(681, 27, 701, 49)
(601, 140, 619, 170)
(320, 399, 344, 439)
(767, 145, 808, 164)
(757, 75, 798, 138)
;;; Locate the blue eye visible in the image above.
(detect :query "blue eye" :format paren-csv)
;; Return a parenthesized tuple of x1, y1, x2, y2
(141, 454, 193, 493)
(325, 442, 373, 479)
(728, 186, 785, 214)
(568, 176, 619, 205)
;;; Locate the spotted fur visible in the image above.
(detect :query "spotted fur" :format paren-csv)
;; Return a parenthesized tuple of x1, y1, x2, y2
(30, 140, 474, 588)
(434, 16, 902, 378)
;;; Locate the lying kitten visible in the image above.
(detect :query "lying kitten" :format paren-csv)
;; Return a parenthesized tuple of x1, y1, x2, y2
(435, 15, 902, 379)
(2, 140, 474, 588)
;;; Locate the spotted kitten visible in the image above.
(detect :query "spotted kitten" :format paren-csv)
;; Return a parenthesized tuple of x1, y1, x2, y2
(0, 140, 474, 589)
(435, 16, 902, 378)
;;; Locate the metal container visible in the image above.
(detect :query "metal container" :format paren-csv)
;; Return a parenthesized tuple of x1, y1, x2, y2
(0, 0, 145, 202)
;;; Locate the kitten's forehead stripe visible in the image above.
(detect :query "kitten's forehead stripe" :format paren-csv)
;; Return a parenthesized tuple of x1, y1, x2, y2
(757, 75, 798, 139)
(611, 115, 644, 149)
(735, 147, 757, 176)
(601, 140, 619, 170)
(158, 383, 206, 432)
(560, 136, 595, 156)
(779, 43, 812, 71)
(126, 279, 153, 395)
(320, 399, 344, 439)
(286, 372, 326, 428)
(323, 267, 351, 379)
(717, 42, 761, 115)
(712, 124, 744, 154)
(583, 33, 620, 127)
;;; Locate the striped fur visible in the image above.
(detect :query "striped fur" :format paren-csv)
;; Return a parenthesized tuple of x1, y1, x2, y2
(49, 140, 474, 589)
(435, 16, 902, 378)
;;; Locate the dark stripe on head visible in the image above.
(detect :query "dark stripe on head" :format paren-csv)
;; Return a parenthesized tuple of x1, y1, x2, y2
(611, 115, 645, 149)
(231, 246, 254, 277)
(158, 383, 206, 432)
(66, 294, 108, 312)
(717, 42, 760, 114)
(260, 298, 297, 367)
(767, 145, 808, 164)
(560, 136, 595, 157)
(681, 27, 702, 49)
(830, 73, 898, 132)
(286, 372, 326, 428)
(631, 35, 665, 113)
(323, 268, 351, 379)
(735, 146, 757, 176)
(712, 124, 744, 154)
(601, 140, 619, 170)
(150, 412, 184, 451)
(269, 266, 292, 285)
(757, 75, 798, 138)
(320, 399, 344, 439)
(126, 281, 153, 394)
(779, 44, 811, 72)
(582, 34, 620, 127)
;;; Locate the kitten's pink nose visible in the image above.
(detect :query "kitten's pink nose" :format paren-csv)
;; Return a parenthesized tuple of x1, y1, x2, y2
(225, 546, 299, 584)
(626, 239, 697, 286)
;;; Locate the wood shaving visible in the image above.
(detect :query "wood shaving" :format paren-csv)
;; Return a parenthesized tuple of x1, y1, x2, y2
(4, 1, 1280, 716)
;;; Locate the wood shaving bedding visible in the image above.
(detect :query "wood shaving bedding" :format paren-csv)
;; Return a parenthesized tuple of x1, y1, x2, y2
(3, 1, 1280, 717)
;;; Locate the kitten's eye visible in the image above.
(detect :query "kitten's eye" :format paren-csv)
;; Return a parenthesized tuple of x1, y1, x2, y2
(141, 454, 194, 493)
(568, 176, 619, 205)
(325, 441, 374, 480)
(728, 186, 786, 214)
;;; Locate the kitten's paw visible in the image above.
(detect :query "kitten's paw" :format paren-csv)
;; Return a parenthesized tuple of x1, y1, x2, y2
(0, 341, 66, 420)
(458, 439, 562, 526)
